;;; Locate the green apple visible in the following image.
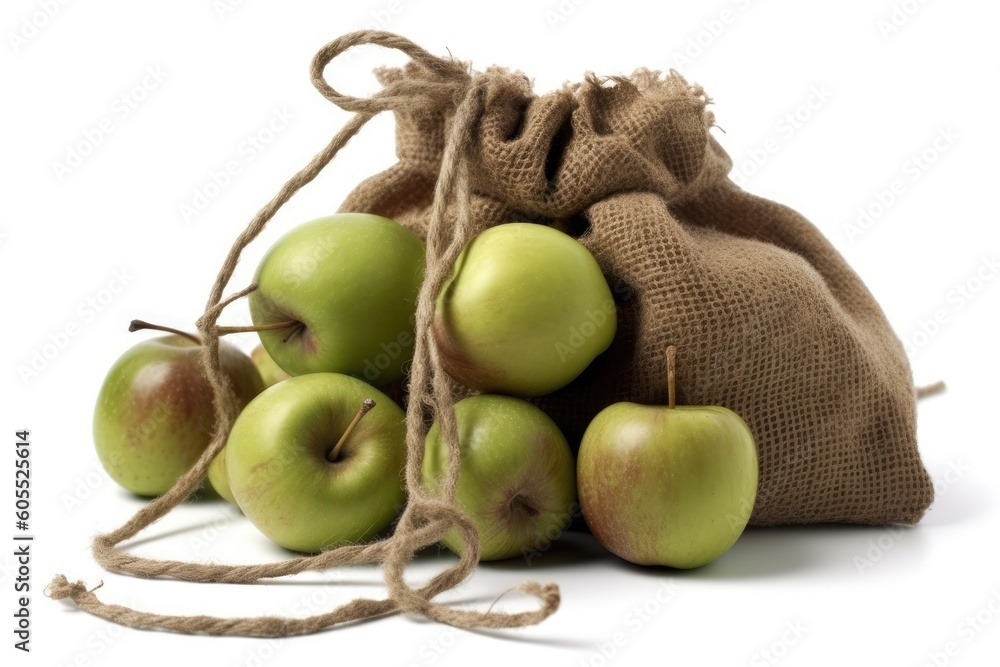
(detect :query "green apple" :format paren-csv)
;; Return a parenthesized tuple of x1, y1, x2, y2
(94, 325, 264, 497)
(577, 347, 758, 568)
(422, 394, 577, 561)
(226, 373, 407, 553)
(251, 344, 291, 388)
(207, 447, 236, 505)
(249, 213, 425, 387)
(434, 222, 616, 398)
(208, 345, 292, 505)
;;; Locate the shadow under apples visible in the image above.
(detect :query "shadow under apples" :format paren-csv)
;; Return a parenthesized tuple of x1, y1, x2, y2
(480, 531, 613, 572)
(607, 522, 935, 581)
(118, 511, 242, 549)
(114, 482, 225, 504)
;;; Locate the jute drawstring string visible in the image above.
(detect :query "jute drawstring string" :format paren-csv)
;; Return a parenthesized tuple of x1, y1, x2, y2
(46, 30, 560, 636)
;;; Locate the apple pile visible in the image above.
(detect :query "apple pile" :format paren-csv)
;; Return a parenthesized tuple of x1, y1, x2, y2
(94, 213, 759, 567)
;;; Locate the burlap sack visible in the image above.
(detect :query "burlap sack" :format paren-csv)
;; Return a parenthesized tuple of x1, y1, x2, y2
(342, 64, 934, 526)
(48, 32, 936, 639)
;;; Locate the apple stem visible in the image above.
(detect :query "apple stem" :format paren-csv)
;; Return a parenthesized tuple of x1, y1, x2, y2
(666, 345, 677, 409)
(129, 319, 201, 345)
(328, 398, 377, 462)
(282, 322, 307, 343)
(214, 321, 301, 336)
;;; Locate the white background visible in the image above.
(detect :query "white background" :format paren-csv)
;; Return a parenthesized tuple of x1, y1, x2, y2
(3, 1, 999, 665)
